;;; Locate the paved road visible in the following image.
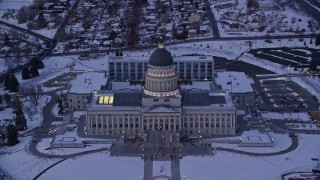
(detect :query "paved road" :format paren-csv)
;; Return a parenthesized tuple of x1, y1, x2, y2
(203, 0, 221, 38)
(51, 33, 318, 57)
(297, 0, 320, 25)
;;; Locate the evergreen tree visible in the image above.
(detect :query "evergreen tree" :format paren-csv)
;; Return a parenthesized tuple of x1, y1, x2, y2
(31, 57, 44, 69)
(4, 33, 10, 46)
(15, 106, 27, 131)
(12, 97, 21, 112)
(30, 65, 39, 77)
(115, 49, 120, 56)
(6, 125, 19, 146)
(4, 75, 9, 88)
(309, 59, 318, 72)
(0, 95, 2, 104)
(6, 75, 19, 92)
(109, 30, 117, 40)
(316, 34, 320, 46)
(37, 12, 46, 28)
(21, 67, 31, 80)
(4, 93, 11, 106)
(119, 51, 123, 56)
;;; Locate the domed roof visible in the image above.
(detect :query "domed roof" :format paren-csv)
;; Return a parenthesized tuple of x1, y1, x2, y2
(149, 44, 174, 67)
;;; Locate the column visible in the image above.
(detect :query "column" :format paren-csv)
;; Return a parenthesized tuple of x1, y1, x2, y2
(187, 115, 190, 129)
(219, 114, 222, 132)
(209, 114, 212, 132)
(162, 116, 165, 131)
(214, 114, 217, 130)
(95, 115, 98, 130)
(112, 115, 114, 129)
(152, 117, 155, 131)
(224, 114, 227, 131)
(174, 117, 176, 131)
(169, 117, 171, 131)
(106, 114, 109, 129)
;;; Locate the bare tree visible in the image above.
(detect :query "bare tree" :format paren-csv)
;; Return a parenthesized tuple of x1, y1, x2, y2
(20, 85, 43, 106)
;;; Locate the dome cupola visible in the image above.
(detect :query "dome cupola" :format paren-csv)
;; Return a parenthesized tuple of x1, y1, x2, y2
(148, 43, 173, 67)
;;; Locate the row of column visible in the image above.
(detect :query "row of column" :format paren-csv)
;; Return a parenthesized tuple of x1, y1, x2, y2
(145, 77, 177, 92)
(183, 113, 236, 129)
(86, 113, 235, 133)
(86, 113, 141, 130)
(142, 115, 181, 131)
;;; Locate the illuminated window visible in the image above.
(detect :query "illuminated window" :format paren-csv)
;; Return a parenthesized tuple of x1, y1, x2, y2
(98, 96, 114, 105)
(104, 96, 109, 104)
(109, 96, 114, 104)
(99, 96, 104, 104)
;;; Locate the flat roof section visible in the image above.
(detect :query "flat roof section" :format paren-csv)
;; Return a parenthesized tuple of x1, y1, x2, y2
(69, 72, 107, 94)
(214, 71, 254, 93)
(113, 92, 141, 106)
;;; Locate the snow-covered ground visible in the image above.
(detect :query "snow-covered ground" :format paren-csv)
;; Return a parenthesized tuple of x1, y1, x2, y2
(38, 152, 144, 180)
(210, 0, 320, 37)
(288, 123, 320, 130)
(0, 136, 60, 180)
(213, 131, 292, 153)
(181, 134, 320, 180)
(0, 95, 50, 130)
(2, 134, 317, 180)
(261, 112, 311, 121)
(36, 138, 111, 156)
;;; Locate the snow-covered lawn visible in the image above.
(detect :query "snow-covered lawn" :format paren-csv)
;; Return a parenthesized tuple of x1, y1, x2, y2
(210, 0, 320, 37)
(260, 112, 311, 121)
(0, 136, 60, 180)
(72, 57, 108, 72)
(213, 132, 292, 153)
(0, 95, 50, 130)
(17, 56, 77, 87)
(36, 138, 111, 156)
(288, 123, 320, 130)
(181, 134, 320, 180)
(39, 152, 144, 180)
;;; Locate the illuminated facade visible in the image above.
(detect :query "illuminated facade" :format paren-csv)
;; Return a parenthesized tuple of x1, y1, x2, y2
(86, 44, 237, 136)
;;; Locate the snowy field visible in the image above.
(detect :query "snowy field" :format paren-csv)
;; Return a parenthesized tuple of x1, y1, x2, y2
(0, 95, 50, 130)
(0, 137, 60, 180)
(2, 134, 318, 180)
(36, 138, 111, 156)
(38, 152, 144, 180)
(211, 0, 320, 37)
(288, 123, 320, 130)
(0, 0, 58, 38)
(261, 112, 311, 121)
(181, 134, 320, 180)
(213, 132, 292, 153)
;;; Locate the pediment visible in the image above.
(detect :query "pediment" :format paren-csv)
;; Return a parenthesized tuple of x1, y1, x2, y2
(144, 106, 180, 113)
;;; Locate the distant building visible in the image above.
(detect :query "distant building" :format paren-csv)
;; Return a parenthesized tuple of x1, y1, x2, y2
(86, 44, 236, 137)
(108, 55, 214, 82)
(68, 72, 107, 110)
(214, 71, 255, 108)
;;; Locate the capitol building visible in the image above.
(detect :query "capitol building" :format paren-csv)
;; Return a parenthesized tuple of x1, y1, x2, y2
(85, 43, 237, 136)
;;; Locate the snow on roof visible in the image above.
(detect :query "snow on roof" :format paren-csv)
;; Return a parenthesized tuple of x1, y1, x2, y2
(111, 82, 142, 90)
(180, 81, 212, 90)
(214, 71, 254, 93)
(69, 72, 107, 94)
(108, 55, 213, 62)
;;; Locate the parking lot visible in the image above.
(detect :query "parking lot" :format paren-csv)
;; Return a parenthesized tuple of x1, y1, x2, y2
(249, 48, 320, 68)
(214, 57, 319, 113)
(259, 79, 318, 112)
